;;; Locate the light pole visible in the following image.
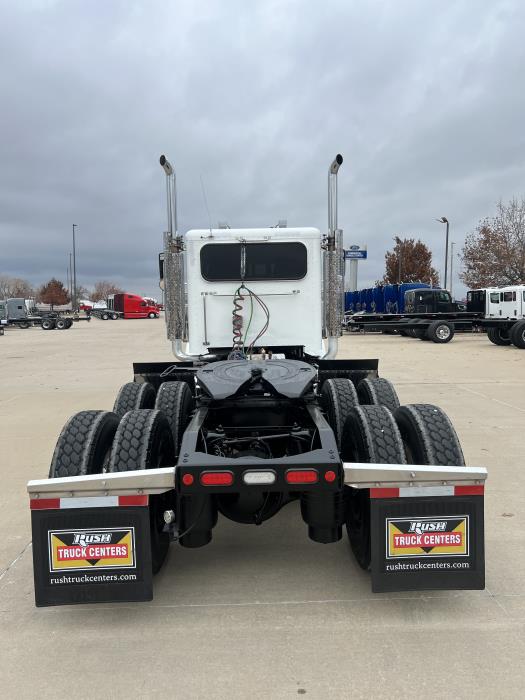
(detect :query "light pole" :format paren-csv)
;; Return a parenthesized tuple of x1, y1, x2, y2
(436, 217, 449, 290)
(397, 238, 403, 284)
(72, 224, 77, 311)
(69, 253, 73, 306)
(450, 242, 455, 298)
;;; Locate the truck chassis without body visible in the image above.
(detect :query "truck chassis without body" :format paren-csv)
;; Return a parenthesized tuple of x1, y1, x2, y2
(27, 155, 487, 606)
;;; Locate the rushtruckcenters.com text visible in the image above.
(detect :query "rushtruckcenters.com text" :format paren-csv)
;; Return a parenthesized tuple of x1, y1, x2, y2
(50, 573, 138, 584)
(386, 561, 470, 571)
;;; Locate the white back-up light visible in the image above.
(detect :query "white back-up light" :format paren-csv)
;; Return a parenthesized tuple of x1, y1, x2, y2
(243, 471, 276, 485)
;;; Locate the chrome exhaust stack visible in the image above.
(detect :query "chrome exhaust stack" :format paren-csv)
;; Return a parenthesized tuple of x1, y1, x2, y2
(322, 154, 344, 359)
(159, 155, 208, 361)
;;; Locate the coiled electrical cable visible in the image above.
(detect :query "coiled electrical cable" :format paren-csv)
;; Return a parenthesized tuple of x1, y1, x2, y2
(232, 285, 245, 352)
(229, 284, 271, 359)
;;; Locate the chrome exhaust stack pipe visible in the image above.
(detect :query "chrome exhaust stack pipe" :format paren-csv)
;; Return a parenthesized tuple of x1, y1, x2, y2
(322, 154, 344, 359)
(159, 155, 212, 361)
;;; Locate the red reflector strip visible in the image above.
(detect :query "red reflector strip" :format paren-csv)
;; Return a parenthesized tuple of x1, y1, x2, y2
(454, 484, 484, 496)
(200, 471, 234, 486)
(30, 495, 149, 510)
(370, 488, 399, 499)
(285, 469, 318, 484)
(30, 498, 60, 510)
(118, 495, 149, 507)
(370, 485, 485, 499)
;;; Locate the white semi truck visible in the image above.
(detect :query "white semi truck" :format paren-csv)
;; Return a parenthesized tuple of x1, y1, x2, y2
(467, 286, 525, 347)
(27, 155, 487, 606)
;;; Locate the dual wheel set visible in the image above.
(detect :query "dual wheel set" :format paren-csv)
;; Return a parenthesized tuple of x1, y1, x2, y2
(487, 320, 525, 348)
(319, 375, 465, 567)
(13, 317, 73, 330)
(49, 380, 193, 480)
(93, 311, 120, 320)
(398, 320, 454, 343)
(41, 317, 73, 330)
(49, 380, 194, 572)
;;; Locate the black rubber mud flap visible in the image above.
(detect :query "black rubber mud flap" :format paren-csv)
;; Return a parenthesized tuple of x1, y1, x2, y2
(31, 500, 153, 606)
(369, 489, 485, 593)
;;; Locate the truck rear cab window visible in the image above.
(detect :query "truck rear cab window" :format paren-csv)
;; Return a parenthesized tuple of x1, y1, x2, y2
(200, 242, 307, 281)
(490, 293, 499, 304)
(503, 292, 514, 302)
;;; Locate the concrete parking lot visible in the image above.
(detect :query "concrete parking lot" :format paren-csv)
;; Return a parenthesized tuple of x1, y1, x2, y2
(1, 320, 524, 699)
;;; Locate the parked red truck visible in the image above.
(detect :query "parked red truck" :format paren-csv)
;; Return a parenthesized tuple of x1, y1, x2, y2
(107, 293, 160, 319)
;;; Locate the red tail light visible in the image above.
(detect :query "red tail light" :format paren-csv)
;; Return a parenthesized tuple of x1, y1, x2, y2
(324, 470, 337, 483)
(285, 469, 318, 484)
(200, 471, 234, 486)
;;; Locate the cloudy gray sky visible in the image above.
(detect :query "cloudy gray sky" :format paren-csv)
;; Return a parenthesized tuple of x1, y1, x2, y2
(1, 0, 524, 299)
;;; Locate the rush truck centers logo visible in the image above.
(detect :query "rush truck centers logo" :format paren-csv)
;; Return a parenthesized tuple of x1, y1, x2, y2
(48, 527, 136, 571)
(387, 516, 469, 558)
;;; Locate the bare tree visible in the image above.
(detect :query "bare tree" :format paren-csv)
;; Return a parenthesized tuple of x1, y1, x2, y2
(0, 274, 35, 299)
(76, 285, 92, 301)
(461, 197, 525, 288)
(383, 237, 440, 286)
(92, 280, 124, 302)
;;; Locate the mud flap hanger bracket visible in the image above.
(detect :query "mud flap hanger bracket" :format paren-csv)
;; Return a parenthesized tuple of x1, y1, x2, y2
(27, 464, 487, 500)
(343, 463, 487, 489)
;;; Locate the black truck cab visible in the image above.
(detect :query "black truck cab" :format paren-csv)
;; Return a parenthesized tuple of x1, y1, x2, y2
(405, 288, 459, 314)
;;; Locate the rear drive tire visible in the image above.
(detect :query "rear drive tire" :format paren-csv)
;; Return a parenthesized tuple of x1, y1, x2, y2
(101, 312, 109, 320)
(55, 318, 67, 330)
(510, 320, 525, 349)
(154, 381, 194, 458)
(108, 410, 175, 472)
(487, 327, 512, 346)
(113, 381, 156, 418)
(111, 312, 119, 320)
(395, 404, 465, 466)
(426, 320, 454, 343)
(49, 410, 120, 478)
(108, 410, 175, 573)
(321, 378, 359, 450)
(317, 369, 368, 388)
(64, 318, 73, 329)
(341, 405, 406, 569)
(357, 377, 400, 413)
(41, 318, 55, 330)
